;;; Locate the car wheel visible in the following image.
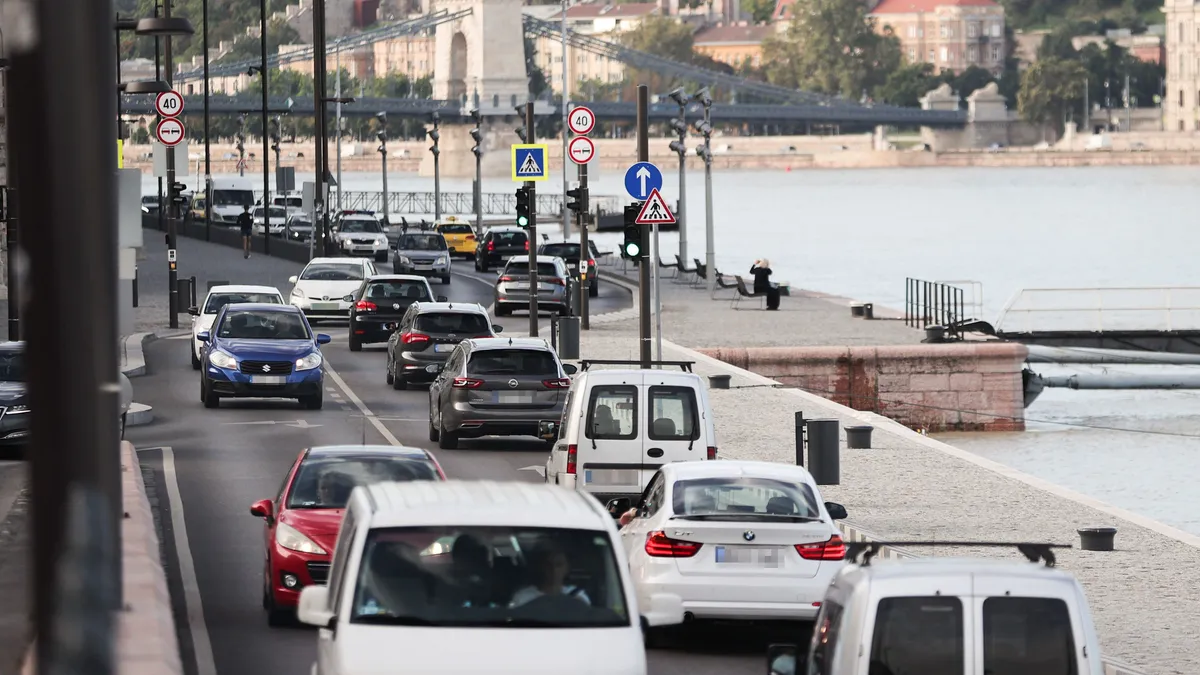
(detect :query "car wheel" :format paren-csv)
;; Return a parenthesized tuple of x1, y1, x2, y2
(264, 587, 292, 627)
(375, 252, 387, 262)
(349, 334, 362, 352)
(202, 380, 220, 409)
(438, 419, 459, 450)
(385, 358, 395, 385)
(428, 417, 440, 442)
(392, 264, 401, 274)
(191, 346, 201, 370)
(392, 372, 406, 390)
(589, 281, 599, 298)
(302, 392, 323, 410)
(643, 625, 673, 650)
(479, 259, 489, 273)
(442, 275, 451, 285)
(495, 304, 510, 317)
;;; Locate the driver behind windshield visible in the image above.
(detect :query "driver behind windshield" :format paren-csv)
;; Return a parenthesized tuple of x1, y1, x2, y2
(316, 471, 355, 508)
(447, 535, 494, 608)
(509, 541, 591, 607)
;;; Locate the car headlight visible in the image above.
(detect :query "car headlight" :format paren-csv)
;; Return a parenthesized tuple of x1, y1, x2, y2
(397, 255, 411, 264)
(375, 236, 387, 245)
(275, 521, 327, 555)
(141, 206, 149, 213)
(208, 350, 237, 369)
(295, 353, 322, 371)
(6, 405, 29, 414)
(436, 256, 448, 265)
(290, 287, 304, 298)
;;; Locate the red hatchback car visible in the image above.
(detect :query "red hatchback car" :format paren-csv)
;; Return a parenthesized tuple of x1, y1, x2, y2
(250, 444, 446, 625)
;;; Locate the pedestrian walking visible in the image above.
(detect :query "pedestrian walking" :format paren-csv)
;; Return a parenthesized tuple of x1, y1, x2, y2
(237, 204, 253, 259)
(751, 258, 780, 311)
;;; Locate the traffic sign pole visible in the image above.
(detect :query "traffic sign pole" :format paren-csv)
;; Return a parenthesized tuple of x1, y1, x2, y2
(636, 86, 652, 369)
(525, 101, 539, 337)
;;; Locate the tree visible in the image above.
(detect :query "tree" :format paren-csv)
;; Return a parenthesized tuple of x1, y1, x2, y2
(762, 0, 901, 99)
(876, 62, 938, 107)
(618, 16, 719, 94)
(740, 0, 776, 24)
(1017, 57, 1088, 136)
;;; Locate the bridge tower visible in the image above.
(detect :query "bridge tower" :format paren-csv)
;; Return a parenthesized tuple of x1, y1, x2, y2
(422, 0, 531, 179)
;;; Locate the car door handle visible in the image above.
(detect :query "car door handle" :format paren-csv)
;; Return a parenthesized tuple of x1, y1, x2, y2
(647, 448, 664, 458)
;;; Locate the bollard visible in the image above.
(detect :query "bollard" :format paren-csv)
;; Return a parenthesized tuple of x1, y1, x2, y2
(806, 419, 840, 485)
(708, 374, 731, 389)
(132, 266, 139, 308)
(1078, 527, 1117, 551)
(550, 315, 559, 352)
(850, 302, 865, 318)
(189, 275, 198, 308)
(794, 411, 805, 467)
(923, 325, 947, 343)
(845, 425, 873, 449)
(558, 316, 580, 360)
(176, 277, 193, 312)
(863, 303, 874, 320)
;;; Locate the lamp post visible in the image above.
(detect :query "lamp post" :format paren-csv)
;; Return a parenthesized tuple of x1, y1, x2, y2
(429, 111, 441, 221)
(693, 88, 715, 295)
(203, 0, 211, 242)
(667, 87, 690, 275)
(271, 115, 282, 169)
(236, 114, 246, 176)
(470, 109, 483, 237)
(249, 64, 269, 255)
(376, 112, 389, 225)
(159, 3, 196, 330)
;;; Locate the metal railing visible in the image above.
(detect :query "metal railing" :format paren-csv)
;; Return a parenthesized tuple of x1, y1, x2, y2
(995, 286, 1200, 334)
(905, 278, 966, 331)
(336, 190, 623, 217)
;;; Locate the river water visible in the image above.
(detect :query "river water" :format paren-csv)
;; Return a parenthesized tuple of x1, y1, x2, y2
(151, 165, 1200, 535)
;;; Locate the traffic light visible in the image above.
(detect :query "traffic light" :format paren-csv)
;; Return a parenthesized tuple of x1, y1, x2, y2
(566, 186, 586, 213)
(621, 203, 642, 260)
(515, 187, 531, 228)
(169, 182, 188, 206)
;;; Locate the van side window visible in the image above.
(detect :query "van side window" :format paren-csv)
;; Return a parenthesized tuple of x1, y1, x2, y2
(983, 597, 1076, 674)
(808, 599, 845, 675)
(586, 385, 637, 439)
(647, 386, 699, 440)
(870, 597, 964, 675)
(327, 509, 358, 613)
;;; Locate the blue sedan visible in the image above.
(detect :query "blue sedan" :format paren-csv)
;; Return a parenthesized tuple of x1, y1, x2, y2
(197, 303, 332, 409)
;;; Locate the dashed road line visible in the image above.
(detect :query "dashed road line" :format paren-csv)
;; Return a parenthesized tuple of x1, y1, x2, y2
(321, 360, 401, 446)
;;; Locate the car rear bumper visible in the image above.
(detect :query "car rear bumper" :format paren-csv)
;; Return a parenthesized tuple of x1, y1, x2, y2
(443, 402, 563, 438)
(496, 289, 567, 308)
(395, 350, 451, 381)
(351, 315, 404, 343)
(269, 543, 330, 607)
(636, 567, 837, 621)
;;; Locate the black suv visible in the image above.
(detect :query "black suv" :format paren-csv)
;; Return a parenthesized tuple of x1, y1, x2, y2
(538, 241, 599, 298)
(474, 227, 529, 272)
(344, 275, 446, 352)
(385, 302, 500, 390)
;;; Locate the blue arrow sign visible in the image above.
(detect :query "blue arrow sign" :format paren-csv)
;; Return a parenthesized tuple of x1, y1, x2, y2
(624, 162, 663, 200)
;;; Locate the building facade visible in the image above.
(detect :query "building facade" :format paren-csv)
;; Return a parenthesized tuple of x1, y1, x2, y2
(693, 23, 771, 69)
(1164, 0, 1200, 130)
(533, 2, 660, 94)
(373, 33, 436, 81)
(870, 0, 1006, 75)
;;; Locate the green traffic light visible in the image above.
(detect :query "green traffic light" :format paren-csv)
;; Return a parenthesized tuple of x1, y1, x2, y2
(624, 242, 640, 257)
(517, 215, 529, 227)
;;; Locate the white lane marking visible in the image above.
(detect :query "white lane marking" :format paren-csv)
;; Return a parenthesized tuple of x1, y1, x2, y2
(322, 361, 402, 446)
(161, 447, 218, 675)
(519, 465, 546, 477)
(220, 419, 323, 428)
(451, 267, 497, 313)
(164, 334, 193, 341)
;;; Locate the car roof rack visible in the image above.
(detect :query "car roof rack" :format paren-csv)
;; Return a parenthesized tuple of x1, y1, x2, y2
(845, 541, 1071, 568)
(579, 359, 694, 372)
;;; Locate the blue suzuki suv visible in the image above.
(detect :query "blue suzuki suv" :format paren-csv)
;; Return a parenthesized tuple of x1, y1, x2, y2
(197, 303, 332, 409)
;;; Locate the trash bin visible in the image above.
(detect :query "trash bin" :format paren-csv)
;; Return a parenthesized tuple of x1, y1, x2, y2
(558, 316, 580, 360)
(862, 303, 874, 320)
(923, 325, 947, 343)
(806, 419, 840, 485)
(845, 425, 873, 449)
(708, 374, 731, 389)
(1078, 527, 1117, 551)
(850, 302, 865, 318)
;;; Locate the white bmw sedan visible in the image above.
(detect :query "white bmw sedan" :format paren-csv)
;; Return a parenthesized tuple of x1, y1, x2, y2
(188, 284, 284, 369)
(615, 460, 848, 625)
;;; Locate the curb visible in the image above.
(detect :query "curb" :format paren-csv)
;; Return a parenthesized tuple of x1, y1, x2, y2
(121, 332, 158, 378)
(126, 402, 154, 427)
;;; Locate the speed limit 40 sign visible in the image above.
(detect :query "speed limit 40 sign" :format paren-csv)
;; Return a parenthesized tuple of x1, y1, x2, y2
(567, 106, 595, 136)
(155, 91, 184, 118)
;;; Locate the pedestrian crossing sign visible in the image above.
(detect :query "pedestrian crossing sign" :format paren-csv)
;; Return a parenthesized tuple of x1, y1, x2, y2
(635, 188, 676, 225)
(511, 144, 549, 182)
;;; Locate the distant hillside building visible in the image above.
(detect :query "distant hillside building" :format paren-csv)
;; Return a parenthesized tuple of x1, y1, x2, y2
(533, 2, 660, 95)
(1073, 28, 1164, 64)
(693, 22, 771, 69)
(870, 0, 1006, 75)
(1163, 0, 1200, 130)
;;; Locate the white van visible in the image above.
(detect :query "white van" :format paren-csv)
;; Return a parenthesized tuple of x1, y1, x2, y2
(296, 480, 684, 675)
(208, 178, 256, 225)
(765, 542, 1105, 675)
(541, 360, 717, 510)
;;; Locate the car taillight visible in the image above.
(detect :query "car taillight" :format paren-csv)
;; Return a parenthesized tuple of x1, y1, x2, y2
(645, 531, 702, 558)
(452, 377, 484, 388)
(796, 535, 846, 561)
(548, 277, 565, 286)
(566, 444, 577, 474)
(524, 240, 529, 251)
(707, 446, 717, 460)
(473, 334, 493, 339)
(355, 300, 376, 312)
(542, 378, 571, 388)
(466, 234, 475, 240)
(487, 241, 495, 252)
(499, 275, 514, 283)
(401, 332, 430, 344)
(588, 259, 596, 268)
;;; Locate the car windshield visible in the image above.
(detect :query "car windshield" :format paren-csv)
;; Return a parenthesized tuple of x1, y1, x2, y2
(287, 456, 440, 509)
(254, 207, 288, 219)
(541, 244, 580, 259)
(414, 312, 491, 334)
(671, 477, 821, 519)
(301, 263, 364, 281)
(275, 197, 303, 207)
(217, 310, 310, 340)
(0, 350, 24, 382)
(341, 219, 382, 234)
(363, 280, 431, 303)
(505, 262, 560, 278)
(212, 189, 254, 207)
(289, 219, 313, 229)
(467, 349, 558, 376)
(491, 231, 527, 246)
(204, 292, 282, 314)
(400, 234, 447, 251)
(141, 196, 158, 205)
(438, 223, 472, 234)
(350, 526, 630, 628)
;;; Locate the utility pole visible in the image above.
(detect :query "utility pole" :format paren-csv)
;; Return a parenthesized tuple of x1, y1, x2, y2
(335, 46, 343, 210)
(312, 0, 328, 256)
(376, 112, 389, 224)
(636, 85, 651, 368)
(430, 112, 442, 221)
(2, 63, 17, 341)
(577, 163, 590, 329)
(470, 109, 483, 237)
(155, 0, 165, 235)
(525, 101, 539, 337)
(258, 0, 270, 256)
(695, 89, 715, 296)
(668, 88, 689, 267)
(165, 0, 180, 329)
(236, 114, 246, 177)
(203, 0, 212, 242)
(560, 0, 571, 239)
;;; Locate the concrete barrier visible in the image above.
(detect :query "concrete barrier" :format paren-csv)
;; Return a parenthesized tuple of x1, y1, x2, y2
(142, 214, 314, 264)
(701, 342, 1028, 432)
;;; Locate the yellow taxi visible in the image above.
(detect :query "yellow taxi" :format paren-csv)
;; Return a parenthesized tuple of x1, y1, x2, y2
(435, 217, 478, 258)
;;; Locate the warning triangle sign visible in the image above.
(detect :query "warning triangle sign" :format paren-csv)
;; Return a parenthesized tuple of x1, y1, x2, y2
(518, 152, 542, 175)
(635, 188, 676, 225)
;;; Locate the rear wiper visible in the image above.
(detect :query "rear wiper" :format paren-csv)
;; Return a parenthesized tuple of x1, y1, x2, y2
(673, 514, 822, 523)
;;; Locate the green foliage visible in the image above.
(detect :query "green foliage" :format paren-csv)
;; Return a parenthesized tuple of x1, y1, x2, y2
(1017, 57, 1088, 133)
(876, 63, 938, 107)
(740, 0, 776, 24)
(1000, 0, 1162, 31)
(617, 16, 730, 95)
(120, 0, 302, 62)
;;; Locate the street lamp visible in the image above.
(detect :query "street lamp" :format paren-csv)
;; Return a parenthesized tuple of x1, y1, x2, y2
(248, 64, 270, 255)
(667, 87, 690, 272)
(236, 114, 247, 177)
(376, 111, 390, 225)
(692, 88, 715, 295)
(428, 111, 441, 221)
(470, 109, 483, 237)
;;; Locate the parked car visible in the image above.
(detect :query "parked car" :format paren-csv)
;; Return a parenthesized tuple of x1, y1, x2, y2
(474, 227, 528, 272)
(392, 231, 452, 283)
(493, 255, 569, 316)
(539, 240, 599, 298)
(344, 275, 444, 352)
(386, 301, 497, 390)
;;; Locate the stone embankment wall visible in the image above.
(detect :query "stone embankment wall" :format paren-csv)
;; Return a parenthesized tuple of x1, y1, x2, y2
(700, 342, 1028, 432)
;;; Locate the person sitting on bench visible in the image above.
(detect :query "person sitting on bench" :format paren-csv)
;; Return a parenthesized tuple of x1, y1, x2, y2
(751, 259, 780, 310)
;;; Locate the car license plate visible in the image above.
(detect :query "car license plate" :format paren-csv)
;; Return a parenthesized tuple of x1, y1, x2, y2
(494, 391, 532, 404)
(354, 247, 373, 253)
(509, 283, 529, 291)
(715, 546, 783, 567)
(583, 469, 639, 486)
(250, 375, 286, 385)
(434, 344, 454, 352)
(312, 302, 339, 310)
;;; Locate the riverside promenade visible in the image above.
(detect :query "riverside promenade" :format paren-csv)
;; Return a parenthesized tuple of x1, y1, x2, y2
(587, 262, 1196, 675)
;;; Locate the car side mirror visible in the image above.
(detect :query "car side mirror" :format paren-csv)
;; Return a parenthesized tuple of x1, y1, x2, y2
(288, 275, 299, 284)
(187, 306, 200, 316)
(250, 499, 274, 523)
(766, 644, 798, 675)
(297, 585, 335, 629)
(538, 420, 560, 441)
(316, 334, 332, 345)
(641, 592, 685, 627)
(342, 294, 355, 303)
(492, 324, 503, 333)
(825, 502, 847, 520)
(436, 295, 448, 302)
(605, 497, 631, 515)
(196, 331, 210, 342)
(562, 363, 578, 375)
